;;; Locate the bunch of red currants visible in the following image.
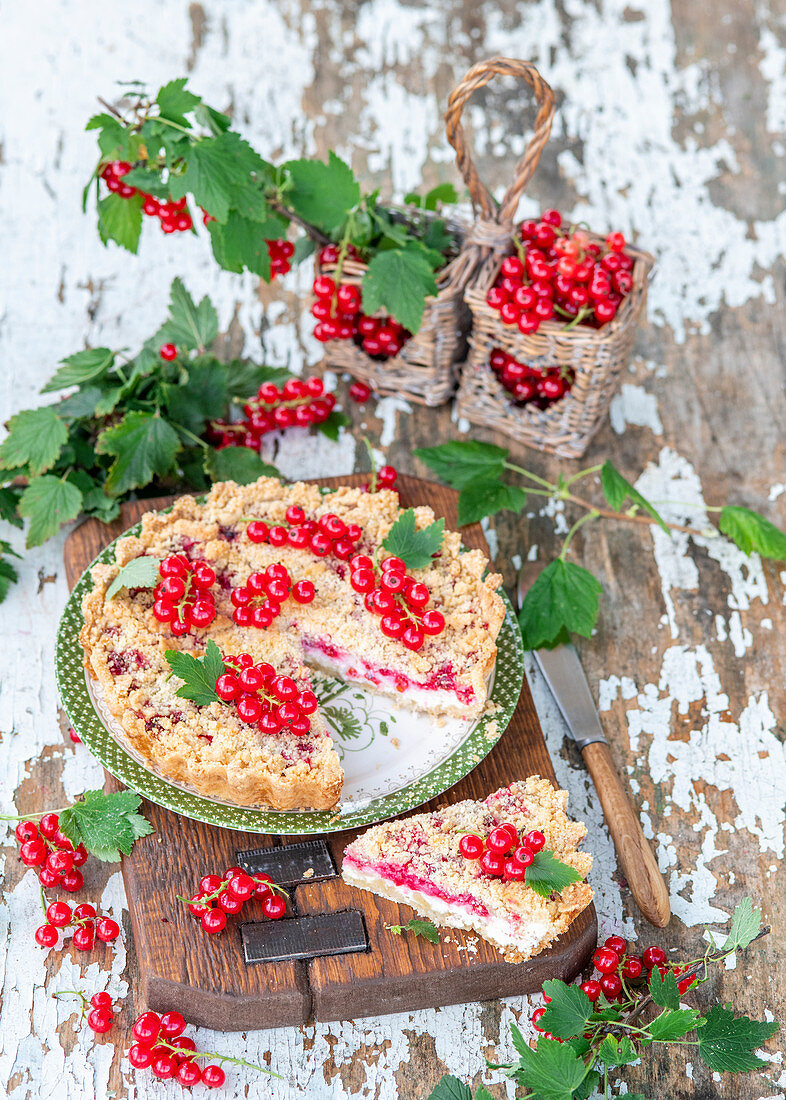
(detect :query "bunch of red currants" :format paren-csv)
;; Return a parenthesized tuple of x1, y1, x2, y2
(312, 247, 411, 358)
(489, 347, 574, 409)
(458, 823, 546, 881)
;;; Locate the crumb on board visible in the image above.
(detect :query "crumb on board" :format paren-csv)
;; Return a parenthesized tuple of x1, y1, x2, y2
(302, 867, 314, 878)
(391, 737, 400, 749)
(485, 720, 499, 741)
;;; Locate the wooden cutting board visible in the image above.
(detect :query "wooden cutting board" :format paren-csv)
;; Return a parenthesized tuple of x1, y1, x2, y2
(63, 473, 597, 1031)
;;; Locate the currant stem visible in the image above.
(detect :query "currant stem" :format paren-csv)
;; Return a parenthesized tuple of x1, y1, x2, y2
(153, 1035, 282, 1077)
(503, 462, 557, 492)
(559, 511, 599, 559)
(54, 990, 89, 1016)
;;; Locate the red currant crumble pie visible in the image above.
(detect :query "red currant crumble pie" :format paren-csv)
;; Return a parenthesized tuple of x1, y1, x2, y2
(79, 477, 504, 810)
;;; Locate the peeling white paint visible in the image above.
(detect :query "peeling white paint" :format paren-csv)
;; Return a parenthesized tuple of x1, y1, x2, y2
(609, 383, 664, 437)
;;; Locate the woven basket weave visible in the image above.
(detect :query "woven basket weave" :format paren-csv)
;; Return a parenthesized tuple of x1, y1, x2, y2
(315, 207, 470, 406)
(448, 58, 655, 458)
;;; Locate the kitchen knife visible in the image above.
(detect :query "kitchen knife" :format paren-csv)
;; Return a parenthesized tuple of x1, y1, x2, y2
(519, 582, 670, 926)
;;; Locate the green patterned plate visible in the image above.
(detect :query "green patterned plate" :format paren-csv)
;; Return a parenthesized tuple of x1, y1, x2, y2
(56, 529, 524, 835)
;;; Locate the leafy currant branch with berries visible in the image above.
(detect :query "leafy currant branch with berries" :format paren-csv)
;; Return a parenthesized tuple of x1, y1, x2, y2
(414, 440, 786, 648)
(85, 78, 459, 337)
(428, 899, 778, 1100)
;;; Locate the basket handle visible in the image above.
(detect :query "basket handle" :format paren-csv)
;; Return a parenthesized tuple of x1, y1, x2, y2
(445, 57, 555, 236)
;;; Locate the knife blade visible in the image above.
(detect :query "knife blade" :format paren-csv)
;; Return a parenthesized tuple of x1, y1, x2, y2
(519, 573, 671, 928)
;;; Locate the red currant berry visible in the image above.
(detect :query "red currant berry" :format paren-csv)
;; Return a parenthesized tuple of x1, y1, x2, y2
(15, 821, 38, 843)
(350, 554, 373, 572)
(581, 979, 602, 1002)
(237, 695, 263, 724)
(420, 610, 445, 636)
(262, 894, 286, 920)
(72, 925, 95, 951)
(20, 839, 47, 866)
(380, 570, 406, 595)
(61, 870, 84, 893)
(606, 231, 626, 252)
(605, 935, 627, 955)
(159, 343, 178, 361)
(377, 465, 398, 486)
(479, 851, 505, 876)
(237, 666, 265, 693)
(177, 1060, 203, 1086)
(35, 924, 58, 947)
(39, 868, 60, 888)
(72, 844, 88, 867)
(271, 676, 298, 701)
(522, 830, 545, 853)
(74, 903, 96, 921)
(297, 690, 318, 714)
(151, 1052, 177, 1080)
(90, 991, 112, 1010)
(642, 946, 667, 969)
(129, 1043, 154, 1069)
(404, 582, 430, 609)
(487, 827, 516, 854)
(502, 859, 527, 881)
(621, 955, 643, 980)
(600, 973, 623, 999)
(401, 625, 425, 651)
(39, 813, 60, 839)
(159, 1010, 186, 1039)
(350, 569, 375, 594)
(349, 380, 372, 403)
(218, 891, 243, 914)
(458, 834, 484, 859)
(201, 1064, 226, 1088)
(381, 556, 405, 574)
(292, 579, 316, 604)
(531, 1006, 547, 1032)
(380, 614, 404, 640)
(87, 1007, 113, 1033)
(96, 917, 120, 942)
(512, 846, 534, 868)
(132, 1011, 161, 1044)
(246, 521, 269, 545)
(53, 829, 74, 851)
(46, 901, 72, 928)
(215, 673, 240, 702)
(313, 275, 336, 299)
(227, 872, 255, 901)
(201, 908, 227, 934)
(593, 947, 620, 974)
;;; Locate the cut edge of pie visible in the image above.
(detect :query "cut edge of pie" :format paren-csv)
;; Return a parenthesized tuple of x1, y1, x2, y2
(341, 776, 593, 962)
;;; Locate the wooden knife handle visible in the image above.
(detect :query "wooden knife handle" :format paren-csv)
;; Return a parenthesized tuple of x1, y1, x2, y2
(581, 741, 671, 928)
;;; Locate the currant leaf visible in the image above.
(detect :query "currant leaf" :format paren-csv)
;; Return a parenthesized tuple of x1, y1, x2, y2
(163, 361, 228, 434)
(203, 446, 280, 485)
(225, 361, 292, 399)
(387, 917, 440, 944)
(207, 211, 289, 279)
(0, 541, 20, 603)
(86, 112, 130, 157)
(515, 1036, 588, 1100)
(518, 560, 602, 650)
(0, 487, 23, 528)
(361, 246, 438, 334)
(316, 410, 351, 442)
(721, 897, 762, 953)
(58, 788, 153, 862)
(600, 460, 670, 534)
(284, 151, 361, 234)
(18, 476, 83, 547)
(41, 348, 116, 394)
(719, 505, 786, 560)
(96, 411, 181, 496)
(165, 639, 225, 706)
(538, 980, 593, 1039)
(425, 1075, 472, 1100)
(153, 277, 219, 351)
(155, 77, 201, 126)
(596, 1034, 638, 1067)
(414, 440, 509, 490)
(106, 556, 161, 600)
(457, 480, 527, 526)
(97, 191, 143, 253)
(697, 1004, 779, 1073)
(382, 509, 444, 569)
(0, 406, 68, 476)
(646, 1008, 703, 1043)
(171, 131, 268, 223)
(55, 387, 107, 420)
(524, 849, 583, 898)
(647, 966, 680, 1010)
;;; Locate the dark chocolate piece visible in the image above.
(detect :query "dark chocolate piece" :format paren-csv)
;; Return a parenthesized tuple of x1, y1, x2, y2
(235, 839, 336, 886)
(241, 910, 368, 965)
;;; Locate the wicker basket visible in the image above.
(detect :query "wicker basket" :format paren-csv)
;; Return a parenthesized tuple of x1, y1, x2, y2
(448, 58, 655, 458)
(314, 207, 470, 406)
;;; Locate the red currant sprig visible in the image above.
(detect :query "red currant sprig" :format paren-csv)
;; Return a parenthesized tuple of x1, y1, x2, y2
(230, 563, 306, 629)
(267, 237, 295, 278)
(312, 254, 411, 358)
(350, 554, 445, 652)
(16, 814, 88, 891)
(489, 347, 574, 409)
(129, 1007, 277, 1086)
(54, 989, 116, 1034)
(458, 823, 546, 881)
(152, 555, 217, 636)
(214, 654, 318, 737)
(35, 899, 120, 951)
(486, 209, 633, 335)
(210, 378, 335, 450)
(245, 507, 363, 563)
(179, 866, 288, 935)
(100, 162, 194, 234)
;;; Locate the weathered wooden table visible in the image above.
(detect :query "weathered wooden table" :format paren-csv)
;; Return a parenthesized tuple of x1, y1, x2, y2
(1, 1, 784, 1097)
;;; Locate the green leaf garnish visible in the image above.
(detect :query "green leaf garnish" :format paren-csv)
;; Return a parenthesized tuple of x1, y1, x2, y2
(524, 849, 583, 898)
(165, 639, 225, 706)
(382, 509, 444, 570)
(106, 556, 161, 600)
(387, 917, 440, 944)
